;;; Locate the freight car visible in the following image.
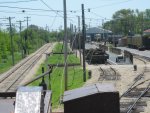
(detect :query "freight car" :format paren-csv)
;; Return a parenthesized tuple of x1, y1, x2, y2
(127, 35, 142, 49)
(143, 35, 150, 50)
(127, 35, 150, 50)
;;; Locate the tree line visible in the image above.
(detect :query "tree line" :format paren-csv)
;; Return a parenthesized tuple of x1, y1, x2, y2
(103, 9, 150, 35)
(0, 25, 59, 64)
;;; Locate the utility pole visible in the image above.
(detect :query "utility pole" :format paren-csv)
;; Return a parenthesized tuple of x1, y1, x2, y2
(17, 20, 24, 58)
(81, 4, 86, 82)
(45, 24, 48, 31)
(74, 26, 77, 57)
(69, 23, 72, 48)
(102, 19, 104, 41)
(111, 20, 115, 46)
(71, 24, 74, 50)
(78, 16, 82, 64)
(63, 0, 68, 91)
(8, 17, 15, 66)
(141, 13, 144, 37)
(24, 16, 30, 55)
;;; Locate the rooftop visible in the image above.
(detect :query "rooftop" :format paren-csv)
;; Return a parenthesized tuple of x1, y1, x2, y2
(63, 83, 116, 102)
(144, 29, 150, 33)
(86, 27, 112, 34)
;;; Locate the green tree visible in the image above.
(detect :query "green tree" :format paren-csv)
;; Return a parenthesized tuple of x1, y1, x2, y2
(104, 9, 150, 36)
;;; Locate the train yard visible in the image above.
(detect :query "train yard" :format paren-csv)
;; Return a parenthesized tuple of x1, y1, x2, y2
(82, 42, 150, 113)
(0, 41, 149, 113)
(0, 0, 150, 112)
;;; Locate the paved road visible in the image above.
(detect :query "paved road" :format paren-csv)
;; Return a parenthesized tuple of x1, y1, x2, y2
(117, 47, 150, 58)
(106, 51, 131, 65)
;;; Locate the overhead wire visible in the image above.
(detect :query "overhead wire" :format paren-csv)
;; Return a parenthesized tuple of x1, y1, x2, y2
(40, 0, 63, 16)
(90, 11, 106, 19)
(0, 10, 79, 19)
(0, 10, 54, 17)
(49, 14, 58, 30)
(0, 0, 38, 4)
(0, 5, 62, 12)
(40, 0, 76, 23)
(74, 0, 133, 12)
(91, 0, 133, 10)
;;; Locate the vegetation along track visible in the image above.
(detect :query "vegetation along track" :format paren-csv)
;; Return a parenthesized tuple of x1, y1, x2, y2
(0, 43, 52, 92)
(120, 56, 150, 113)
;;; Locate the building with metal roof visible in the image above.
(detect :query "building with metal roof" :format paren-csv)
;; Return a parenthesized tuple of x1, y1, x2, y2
(86, 27, 112, 41)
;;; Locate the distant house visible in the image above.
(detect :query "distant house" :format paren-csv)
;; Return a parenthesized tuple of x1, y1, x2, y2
(143, 29, 150, 35)
(86, 27, 112, 41)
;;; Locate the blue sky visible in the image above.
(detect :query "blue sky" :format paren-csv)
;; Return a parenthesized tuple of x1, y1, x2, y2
(0, 0, 149, 31)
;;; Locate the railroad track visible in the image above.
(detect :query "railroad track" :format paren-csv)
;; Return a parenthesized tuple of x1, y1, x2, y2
(0, 43, 52, 92)
(120, 56, 150, 113)
(98, 66, 119, 82)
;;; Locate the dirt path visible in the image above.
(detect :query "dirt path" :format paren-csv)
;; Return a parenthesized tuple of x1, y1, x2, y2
(20, 43, 55, 85)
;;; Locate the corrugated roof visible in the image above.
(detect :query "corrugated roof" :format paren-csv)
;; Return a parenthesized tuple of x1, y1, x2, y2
(86, 27, 112, 34)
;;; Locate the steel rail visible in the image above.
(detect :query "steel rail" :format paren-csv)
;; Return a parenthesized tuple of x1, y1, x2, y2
(120, 56, 147, 99)
(126, 83, 150, 113)
(98, 67, 105, 81)
(98, 66, 117, 82)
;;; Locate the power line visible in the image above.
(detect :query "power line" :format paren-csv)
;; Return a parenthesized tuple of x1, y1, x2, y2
(49, 14, 58, 29)
(0, 0, 38, 4)
(0, 5, 62, 12)
(90, 11, 106, 19)
(74, 0, 133, 12)
(0, 10, 78, 26)
(0, 10, 82, 19)
(40, 0, 63, 15)
(0, 10, 57, 17)
(39, 0, 76, 23)
(0, 0, 134, 14)
(91, 0, 133, 9)
(0, 4, 77, 13)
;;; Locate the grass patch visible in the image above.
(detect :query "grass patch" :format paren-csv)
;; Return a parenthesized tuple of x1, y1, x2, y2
(53, 42, 71, 53)
(108, 43, 114, 48)
(30, 65, 86, 108)
(30, 43, 87, 108)
(0, 52, 22, 74)
(53, 42, 64, 52)
(48, 54, 80, 64)
(50, 42, 79, 64)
